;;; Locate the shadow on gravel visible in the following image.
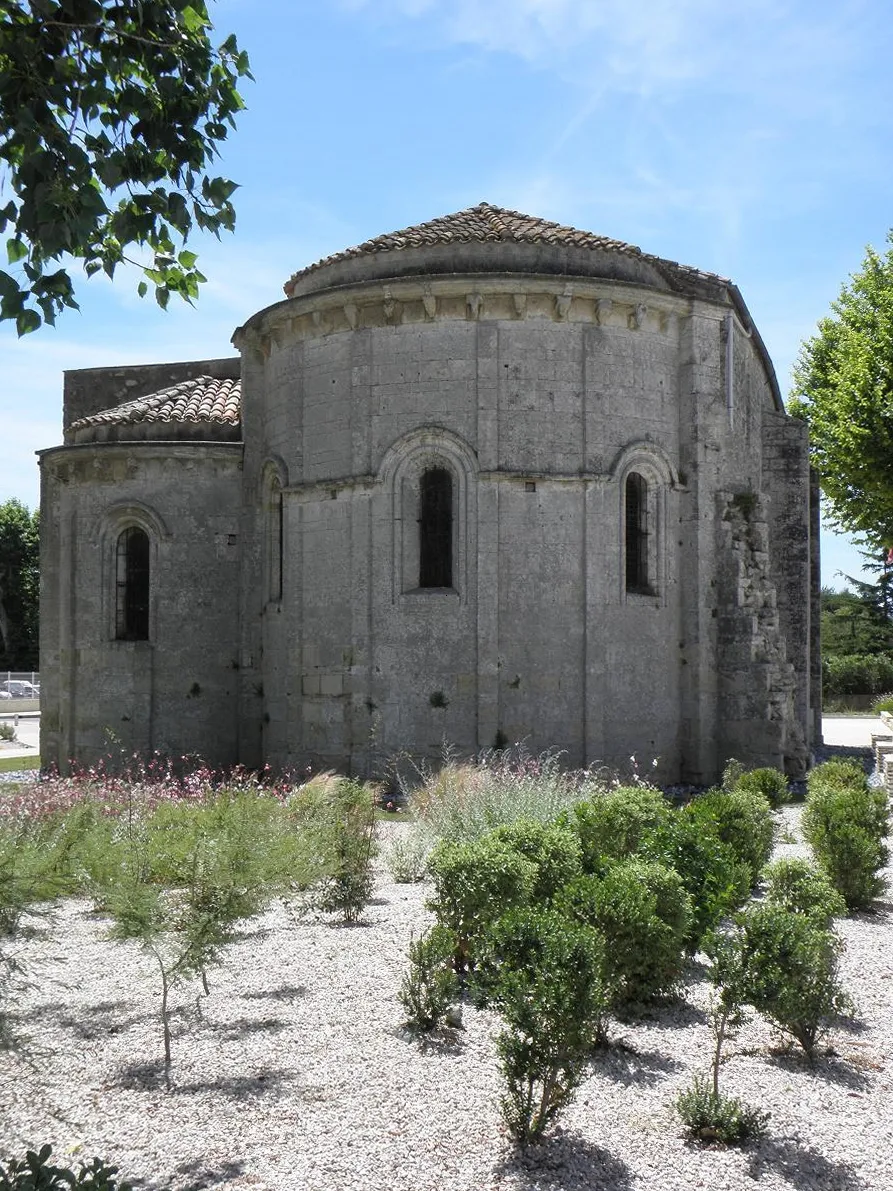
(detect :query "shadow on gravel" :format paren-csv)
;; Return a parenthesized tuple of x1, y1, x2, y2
(618, 999, 708, 1031)
(54, 999, 146, 1039)
(767, 1049, 873, 1091)
(216, 1015, 288, 1039)
(241, 982, 307, 1001)
(494, 1132, 633, 1191)
(174, 1070, 295, 1099)
(747, 1137, 867, 1190)
(592, 1043, 683, 1087)
(131, 1156, 247, 1190)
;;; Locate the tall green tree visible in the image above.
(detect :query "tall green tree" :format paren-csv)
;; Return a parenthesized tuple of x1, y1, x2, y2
(0, 0, 251, 335)
(789, 232, 893, 550)
(0, 499, 39, 670)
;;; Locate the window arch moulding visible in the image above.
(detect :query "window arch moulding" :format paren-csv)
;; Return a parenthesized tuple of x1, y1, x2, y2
(98, 501, 170, 643)
(377, 427, 478, 605)
(607, 442, 682, 606)
(261, 456, 289, 607)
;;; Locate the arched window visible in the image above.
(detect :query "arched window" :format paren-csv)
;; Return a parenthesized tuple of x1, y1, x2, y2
(116, 526, 150, 640)
(419, 467, 453, 588)
(269, 480, 283, 601)
(625, 472, 649, 594)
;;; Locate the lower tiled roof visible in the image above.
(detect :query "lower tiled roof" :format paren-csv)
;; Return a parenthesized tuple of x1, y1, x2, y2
(69, 376, 241, 431)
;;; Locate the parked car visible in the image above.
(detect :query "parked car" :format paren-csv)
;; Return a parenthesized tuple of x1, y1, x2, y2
(0, 680, 38, 698)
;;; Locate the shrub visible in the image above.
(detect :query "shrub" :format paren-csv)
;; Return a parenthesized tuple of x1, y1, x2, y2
(427, 836, 537, 971)
(762, 858, 847, 927)
(409, 751, 591, 845)
(686, 787, 775, 888)
(398, 924, 460, 1031)
(384, 830, 428, 883)
(0, 1145, 132, 1190)
(872, 691, 893, 715)
(676, 1075, 769, 1144)
(474, 907, 608, 1144)
(490, 818, 582, 901)
(732, 767, 790, 808)
(557, 858, 691, 1005)
(313, 778, 378, 923)
(803, 762, 889, 910)
(734, 903, 851, 1059)
(568, 785, 672, 872)
(0, 722, 14, 742)
(822, 653, 893, 698)
(643, 812, 751, 951)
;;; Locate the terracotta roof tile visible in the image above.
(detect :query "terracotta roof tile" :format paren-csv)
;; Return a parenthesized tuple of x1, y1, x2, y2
(284, 201, 728, 294)
(70, 376, 241, 431)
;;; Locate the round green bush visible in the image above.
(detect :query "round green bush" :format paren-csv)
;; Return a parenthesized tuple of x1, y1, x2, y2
(802, 763, 889, 910)
(732, 767, 790, 807)
(490, 818, 582, 902)
(685, 787, 775, 888)
(762, 857, 847, 926)
(426, 836, 538, 969)
(642, 811, 752, 951)
(567, 785, 672, 872)
(557, 857, 691, 1004)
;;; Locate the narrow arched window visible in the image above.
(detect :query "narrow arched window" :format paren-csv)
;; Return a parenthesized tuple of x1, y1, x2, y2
(625, 472, 649, 593)
(419, 467, 452, 587)
(269, 481, 283, 601)
(116, 527, 150, 640)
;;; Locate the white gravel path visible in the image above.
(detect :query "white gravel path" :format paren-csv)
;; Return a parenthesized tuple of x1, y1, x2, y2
(1, 807, 891, 1191)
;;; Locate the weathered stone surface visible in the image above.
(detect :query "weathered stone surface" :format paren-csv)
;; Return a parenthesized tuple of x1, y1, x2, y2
(38, 205, 817, 782)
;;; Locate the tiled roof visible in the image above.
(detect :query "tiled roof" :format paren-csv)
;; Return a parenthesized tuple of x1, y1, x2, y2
(284, 202, 724, 294)
(69, 376, 241, 430)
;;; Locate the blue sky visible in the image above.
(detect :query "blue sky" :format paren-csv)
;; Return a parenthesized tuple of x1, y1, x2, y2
(2, 0, 891, 588)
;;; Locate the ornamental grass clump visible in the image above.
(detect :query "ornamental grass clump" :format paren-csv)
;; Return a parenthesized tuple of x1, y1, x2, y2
(802, 760, 889, 910)
(408, 750, 595, 846)
(473, 907, 609, 1144)
(676, 1075, 769, 1145)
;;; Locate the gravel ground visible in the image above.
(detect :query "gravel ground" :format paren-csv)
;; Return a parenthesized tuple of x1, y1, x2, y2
(1, 807, 891, 1191)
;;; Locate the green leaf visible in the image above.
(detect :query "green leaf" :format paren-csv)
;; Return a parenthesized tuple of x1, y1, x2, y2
(6, 238, 27, 264)
(15, 308, 42, 336)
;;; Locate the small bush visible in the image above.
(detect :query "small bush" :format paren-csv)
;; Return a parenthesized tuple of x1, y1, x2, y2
(313, 779, 378, 923)
(686, 787, 775, 888)
(872, 691, 893, 715)
(398, 924, 460, 1031)
(735, 903, 851, 1059)
(676, 1075, 769, 1144)
(558, 858, 691, 1005)
(0, 1144, 132, 1189)
(568, 785, 672, 872)
(490, 818, 582, 901)
(803, 762, 889, 910)
(0, 722, 14, 743)
(427, 836, 537, 971)
(474, 907, 608, 1144)
(762, 858, 847, 927)
(732, 767, 791, 808)
(642, 811, 751, 951)
(384, 830, 428, 883)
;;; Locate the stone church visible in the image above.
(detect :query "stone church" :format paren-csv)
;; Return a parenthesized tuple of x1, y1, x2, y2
(39, 203, 820, 783)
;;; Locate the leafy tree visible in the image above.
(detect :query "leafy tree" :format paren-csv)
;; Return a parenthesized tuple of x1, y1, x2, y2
(0, 0, 251, 334)
(790, 233, 893, 549)
(820, 585, 893, 657)
(0, 499, 39, 670)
